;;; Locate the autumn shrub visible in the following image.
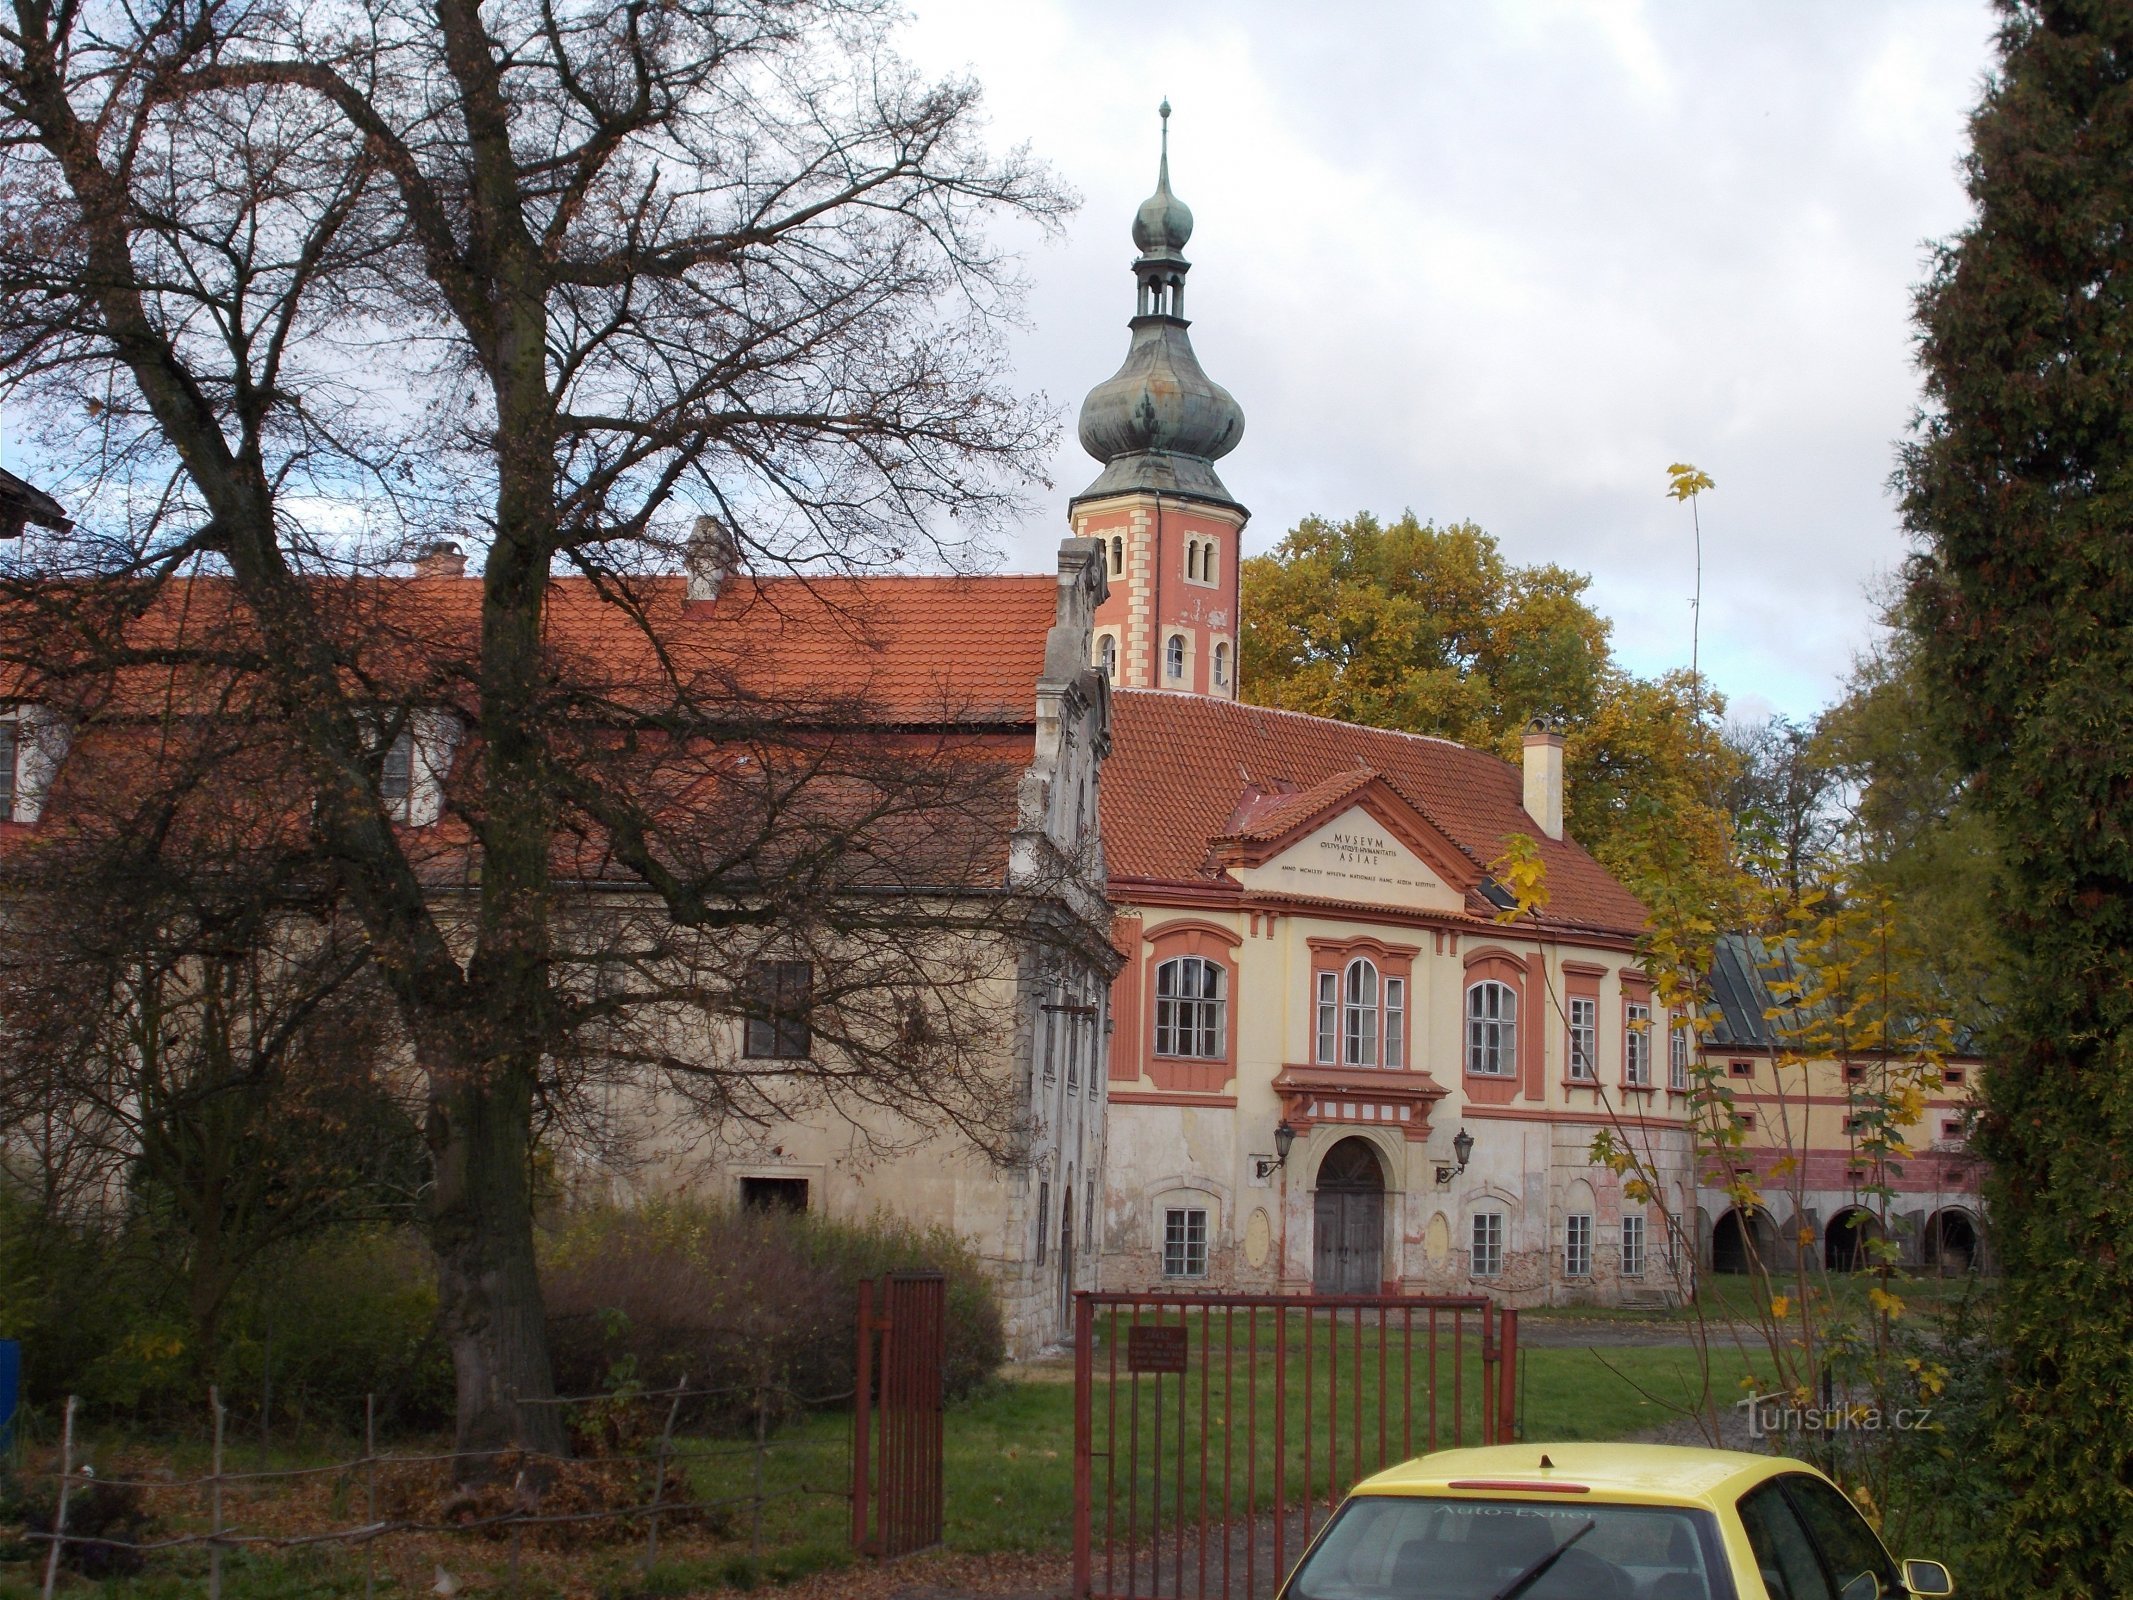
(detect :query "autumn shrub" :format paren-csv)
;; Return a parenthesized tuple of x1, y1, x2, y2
(541, 1201, 1003, 1431)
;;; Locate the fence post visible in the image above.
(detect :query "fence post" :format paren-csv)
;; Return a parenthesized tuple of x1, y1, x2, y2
(39, 1395, 74, 1600)
(643, 1375, 687, 1572)
(364, 1395, 377, 1600)
(750, 1383, 769, 1559)
(1496, 1310, 1520, 1444)
(1071, 1293, 1092, 1600)
(852, 1276, 874, 1555)
(209, 1386, 226, 1600)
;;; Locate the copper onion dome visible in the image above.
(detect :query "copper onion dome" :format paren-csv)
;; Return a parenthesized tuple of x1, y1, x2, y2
(1073, 102, 1246, 509)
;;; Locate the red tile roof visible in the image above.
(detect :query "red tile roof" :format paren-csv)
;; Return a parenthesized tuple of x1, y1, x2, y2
(1104, 691, 1647, 938)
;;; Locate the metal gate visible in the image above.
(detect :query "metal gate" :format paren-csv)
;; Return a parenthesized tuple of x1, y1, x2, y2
(851, 1271, 946, 1558)
(1072, 1293, 1519, 1600)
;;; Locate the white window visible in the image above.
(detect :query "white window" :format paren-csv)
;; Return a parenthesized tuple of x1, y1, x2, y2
(1470, 1212, 1504, 1278)
(1383, 978, 1405, 1069)
(1621, 1213, 1646, 1278)
(1037, 1180, 1050, 1265)
(1342, 957, 1379, 1067)
(1315, 970, 1338, 1064)
(1154, 956, 1225, 1059)
(380, 729, 415, 820)
(1670, 1022, 1692, 1090)
(371, 709, 457, 826)
(0, 706, 66, 824)
(1624, 1002, 1652, 1086)
(1066, 999, 1081, 1088)
(1166, 634, 1186, 681)
(1099, 635, 1117, 678)
(1163, 1207, 1208, 1278)
(1212, 641, 1230, 688)
(1466, 981, 1517, 1076)
(1568, 997, 1597, 1082)
(1042, 1003, 1057, 1082)
(1565, 1212, 1593, 1278)
(743, 960, 812, 1059)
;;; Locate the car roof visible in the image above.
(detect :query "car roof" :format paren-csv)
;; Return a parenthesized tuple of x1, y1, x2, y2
(1350, 1443, 1811, 1510)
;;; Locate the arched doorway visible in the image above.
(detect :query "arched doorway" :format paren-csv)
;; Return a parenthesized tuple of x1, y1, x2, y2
(1312, 1138, 1386, 1294)
(1711, 1207, 1767, 1275)
(1825, 1207, 1882, 1272)
(1922, 1208, 1978, 1275)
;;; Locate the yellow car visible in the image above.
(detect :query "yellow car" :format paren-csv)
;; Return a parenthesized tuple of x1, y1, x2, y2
(1277, 1442, 1955, 1600)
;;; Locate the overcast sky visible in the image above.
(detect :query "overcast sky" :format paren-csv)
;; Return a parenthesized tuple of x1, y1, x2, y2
(903, 0, 2000, 724)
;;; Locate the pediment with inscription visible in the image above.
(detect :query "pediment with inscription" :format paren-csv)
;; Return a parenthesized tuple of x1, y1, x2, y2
(1230, 801, 1472, 913)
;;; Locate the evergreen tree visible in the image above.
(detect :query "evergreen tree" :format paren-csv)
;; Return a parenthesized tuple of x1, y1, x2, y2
(1901, 4, 2133, 1587)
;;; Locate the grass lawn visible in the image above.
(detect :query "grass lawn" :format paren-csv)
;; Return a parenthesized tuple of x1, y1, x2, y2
(1519, 1272, 1985, 1328)
(0, 1341, 1761, 1597)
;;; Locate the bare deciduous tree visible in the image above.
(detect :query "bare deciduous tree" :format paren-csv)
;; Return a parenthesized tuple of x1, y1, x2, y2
(0, 0, 1080, 1462)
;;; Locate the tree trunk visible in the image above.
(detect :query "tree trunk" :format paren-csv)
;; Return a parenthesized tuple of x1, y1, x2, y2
(428, 1051, 565, 1470)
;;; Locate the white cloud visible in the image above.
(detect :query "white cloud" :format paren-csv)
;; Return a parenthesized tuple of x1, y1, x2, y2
(903, 0, 1997, 720)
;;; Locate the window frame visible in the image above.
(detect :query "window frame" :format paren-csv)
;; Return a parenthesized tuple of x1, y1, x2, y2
(1162, 1206, 1209, 1279)
(1621, 1212, 1646, 1278)
(1211, 640, 1230, 688)
(1309, 943, 1415, 1070)
(1564, 1211, 1593, 1278)
(1465, 980, 1518, 1077)
(1341, 956, 1380, 1067)
(742, 959, 814, 1059)
(1098, 634, 1118, 678)
(1670, 1021, 1692, 1090)
(0, 719, 17, 821)
(1165, 633, 1187, 681)
(1567, 995, 1598, 1082)
(1624, 999, 1653, 1087)
(1469, 1210, 1504, 1278)
(1153, 954, 1226, 1060)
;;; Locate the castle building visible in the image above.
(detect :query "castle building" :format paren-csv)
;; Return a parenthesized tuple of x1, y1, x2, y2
(1077, 114, 1699, 1308)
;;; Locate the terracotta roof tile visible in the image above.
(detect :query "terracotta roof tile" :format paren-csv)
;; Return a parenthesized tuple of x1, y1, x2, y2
(1104, 691, 1647, 937)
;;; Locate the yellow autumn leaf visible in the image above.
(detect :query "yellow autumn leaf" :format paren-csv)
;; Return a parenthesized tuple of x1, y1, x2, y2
(1867, 1286, 1906, 1318)
(1769, 1294, 1790, 1319)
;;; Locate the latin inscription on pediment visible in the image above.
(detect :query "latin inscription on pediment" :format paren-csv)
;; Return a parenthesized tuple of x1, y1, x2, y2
(1232, 806, 1466, 913)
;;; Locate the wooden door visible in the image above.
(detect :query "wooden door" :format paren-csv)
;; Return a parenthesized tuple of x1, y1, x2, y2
(1312, 1138, 1387, 1293)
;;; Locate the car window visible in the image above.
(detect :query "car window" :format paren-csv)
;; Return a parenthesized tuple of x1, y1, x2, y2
(1737, 1481, 1834, 1600)
(1780, 1474, 1900, 1600)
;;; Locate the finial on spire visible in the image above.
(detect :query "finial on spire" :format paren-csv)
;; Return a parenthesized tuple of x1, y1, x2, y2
(1133, 101, 1191, 259)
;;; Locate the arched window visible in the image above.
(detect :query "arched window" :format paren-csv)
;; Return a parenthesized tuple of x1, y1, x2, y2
(1166, 634, 1186, 681)
(1188, 539, 1203, 581)
(1110, 534, 1124, 577)
(1202, 540, 1219, 585)
(1342, 958, 1379, 1067)
(1466, 980, 1517, 1076)
(1154, 955, 1225, 1059)
(1099, 635, 1117, 678)
(1212, 641, 1230, 688)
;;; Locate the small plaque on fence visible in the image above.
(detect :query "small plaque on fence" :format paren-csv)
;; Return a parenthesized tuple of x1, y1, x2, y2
(1127, 1323, 1188, 1374)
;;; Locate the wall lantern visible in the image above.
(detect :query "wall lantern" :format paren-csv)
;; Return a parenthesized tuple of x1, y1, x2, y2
(1435, 1127, 1476, 1187)
(1254, 1120, 1297, 1181)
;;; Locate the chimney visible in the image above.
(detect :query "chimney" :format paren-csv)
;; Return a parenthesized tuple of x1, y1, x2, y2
(1522, 715, 1564, 841)
(685, 515, 739, 603)
(412, 538, 466, 579)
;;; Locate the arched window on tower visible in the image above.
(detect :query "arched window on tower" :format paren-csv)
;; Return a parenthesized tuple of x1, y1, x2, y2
(1184, 539, 1199, 581)
(1099, 635, 1117, 679)
(1212, 642, 1230, 689)
(1165, 634, 1186, 682)
(1110, 534, 1124, 577)
(1203, 539, 1218, 585)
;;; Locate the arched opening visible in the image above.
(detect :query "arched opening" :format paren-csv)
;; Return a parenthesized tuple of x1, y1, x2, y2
(1098, 634, 1117, 679)
(1711, 1206, 1769, 1275)
(1824, 1207, 1883, 1272)
(1165, 633, 1186, 681)
(1312, 1137, 1386, 1294)
(1922, 1208, 1979, 1275)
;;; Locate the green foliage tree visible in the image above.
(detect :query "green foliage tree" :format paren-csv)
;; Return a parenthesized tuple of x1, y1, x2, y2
(1239, 511, 1738, 905)
(1899, 3, 2133, 1588)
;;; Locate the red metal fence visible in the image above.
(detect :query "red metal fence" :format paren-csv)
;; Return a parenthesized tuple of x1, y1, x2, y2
(851, 1271, 946, 1558)
(1072, 1293, 1519, 1600)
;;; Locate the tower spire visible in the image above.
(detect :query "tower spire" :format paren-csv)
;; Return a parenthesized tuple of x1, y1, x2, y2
(1075, 103, 1245, 510)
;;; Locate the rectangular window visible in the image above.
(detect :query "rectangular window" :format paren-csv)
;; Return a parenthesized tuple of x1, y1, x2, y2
(1669, 1023, 1691, 1090)
(740, 1177, 808, 1213)
(1943, 1067, 1966, 1086)
(1844, 1114, 1867, 1135)
(1315, 970, 1338, 1065)
(1624, 1002, 1651, 1086)
(1042, 1006, 1057, 1082)
(1844, 1062, 1867, 1084)
(1470, 1212, 1504, 1278)
(379, 728, 414, 820)
(1036, 1180, 1050, 1265)
(1163, 1207, 1208, 1278)
(1066, 1004, 1080, 1088)
(1384, 978, 1405, 1069)
(743, 960, 813, 1059)
(1941, 1119, 1964, 1141)
(1620, 1214, 1646, 1278)
(1568, 997, 1597, 1081)
(0, 721, 16, 820)
(1734, 1111, 1757, 1131)
(1729, 1059, 1754, 1078)
(1564, 1212, 1593, 1278)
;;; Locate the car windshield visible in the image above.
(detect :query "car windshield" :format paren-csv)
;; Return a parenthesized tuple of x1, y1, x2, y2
(1286, 1495, 1725, 1600)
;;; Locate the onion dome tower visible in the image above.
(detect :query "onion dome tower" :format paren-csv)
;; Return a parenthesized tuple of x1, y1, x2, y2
(1072, 103, 1249, 700)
